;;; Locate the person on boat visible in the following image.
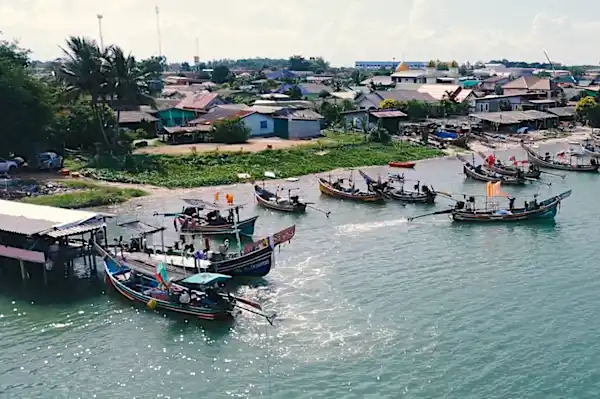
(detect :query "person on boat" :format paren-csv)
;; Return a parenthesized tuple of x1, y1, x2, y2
(474, 164, 484, 174)
(218, 239, 230, 256)
(508, 197, 515, 210)
(544, 152, 551, 161)
(592, 158, 598, 166)
(178, 290, 191, 305)
(227, 209, 234, 223)
(531, 195, 539, 210)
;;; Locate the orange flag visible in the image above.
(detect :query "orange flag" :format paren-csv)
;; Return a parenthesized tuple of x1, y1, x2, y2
(214, 192, 220, 202)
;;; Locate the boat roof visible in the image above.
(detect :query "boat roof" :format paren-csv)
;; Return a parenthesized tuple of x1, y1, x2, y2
(117, 220, 165, 235)
(182, 198, 244, 210)
(179, 272, 231, 285)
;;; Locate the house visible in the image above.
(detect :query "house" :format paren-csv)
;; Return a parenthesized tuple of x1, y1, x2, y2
(455, 89, 478, 112)
(546, 106, 577, 121)
(502, 76, 558, 98)
(526, 99, 558, 112)
(473, 94, 526, 112)
(356, 90, 437, 110)
(469, 110, 558, 132)
(176, 92, 225, 112)
(391, 63, 459, 84)
(273, 109, 324, 139)
(479, 75, 510, 93)
(395, 84, 461, 101)
(154, 108, 197, 128)
(117, 110, 159, 135)
(341, 109, 407, 134)
(188, 105, 275, 137)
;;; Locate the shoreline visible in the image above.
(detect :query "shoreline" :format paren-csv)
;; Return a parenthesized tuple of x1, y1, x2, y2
(19, 128, 592, 208)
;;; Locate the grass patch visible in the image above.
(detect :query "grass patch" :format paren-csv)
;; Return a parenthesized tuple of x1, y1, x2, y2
(23, 183, 147, 209)
(78, 132, 442, 188)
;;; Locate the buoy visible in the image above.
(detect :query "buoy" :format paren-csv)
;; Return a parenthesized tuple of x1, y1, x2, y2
(147, 298, 157, 310)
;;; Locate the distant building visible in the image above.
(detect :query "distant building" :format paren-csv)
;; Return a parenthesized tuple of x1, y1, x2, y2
(391, 63, 460, 85)
(354, 61, 426, 70)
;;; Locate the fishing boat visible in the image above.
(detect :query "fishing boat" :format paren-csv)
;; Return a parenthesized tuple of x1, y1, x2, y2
(165, 199, 259, 236)
(99, 245, 274, 323)
(254, 184, 307, 213)
(317, 175, 385, 203)
(359, 170, 436, 204)
(581, 140, 600, 157)
(409, 183, 572, 223)
(433, 130, 471, 149)
(388, 161, 416, 168)
(522, 143, 599, 172)
(112, 222, 296, 278)
(457, 155, 526, 185)
(477, 152, 541, 179)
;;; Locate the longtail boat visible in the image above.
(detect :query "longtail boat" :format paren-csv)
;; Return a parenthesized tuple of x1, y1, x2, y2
(521, 143, 599, 172)
(112, 222, 296, 278)
(388, 161, 416, 168)
(98, 245, 274, 323)
(359, 169, 436, 204)
(318, 175, 384, 203)
(457, 155, 526, 185)
(581, 140, 600, 157)
(409, 188, 572, 223)
(254, 184, 307, 213)
(477, 152, 541, 179)
(162, 199, 259, 236)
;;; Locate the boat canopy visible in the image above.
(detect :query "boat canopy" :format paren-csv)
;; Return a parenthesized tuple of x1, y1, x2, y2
(117, 220, 165, 235)
(182, 198, 244, 210)
(179, 272, 231, 286)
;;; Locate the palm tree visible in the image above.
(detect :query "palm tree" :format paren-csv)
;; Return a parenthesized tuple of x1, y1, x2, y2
(58, 36, 112, 148)
(106, 45, 155, 138)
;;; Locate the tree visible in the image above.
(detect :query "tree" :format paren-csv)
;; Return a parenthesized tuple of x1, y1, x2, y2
(450, 60, 459, 68)
(311, 57, 329, 72)
(427, 60, 436, 68)
(380, 99, 401, 109)
(211, 65, 231, 84)
(498, 100, 512, 112)
(436, 62, 449, 71)
(318, 89, 330, 98)
(288, 55, 311, 71)
(0, 40, 54, 156)
(351, 70, 363, 85)
(137, 56, 166, 80)
(58, 36, 112, 149)
(369, 121, 391, 144)
(180, 62, 191, 72)
(458, 64, 468, 76)
(494, 84, 504, 95)
(286, 85, 303, 100)
(403, 100, 430, 120)
(576, 96, 597, 122)
(213, 118, 251, 144)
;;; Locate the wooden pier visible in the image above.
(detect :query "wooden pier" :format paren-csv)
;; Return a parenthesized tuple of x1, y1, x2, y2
(0, 200, 112, 286)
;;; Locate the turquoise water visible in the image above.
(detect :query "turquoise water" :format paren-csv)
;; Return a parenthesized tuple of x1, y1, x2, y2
(2, 144, 600, 398)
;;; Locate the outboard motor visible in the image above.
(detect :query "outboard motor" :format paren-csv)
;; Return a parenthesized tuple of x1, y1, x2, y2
(422, 185, 430, 194)
(455, 201, 465, 210)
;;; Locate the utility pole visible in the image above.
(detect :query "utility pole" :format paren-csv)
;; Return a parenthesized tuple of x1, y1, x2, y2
(97, 14, 104, 50)
(155, 6, 162, 57)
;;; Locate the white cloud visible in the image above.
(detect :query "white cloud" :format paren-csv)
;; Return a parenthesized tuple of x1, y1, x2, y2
(0, 0, 598, 65)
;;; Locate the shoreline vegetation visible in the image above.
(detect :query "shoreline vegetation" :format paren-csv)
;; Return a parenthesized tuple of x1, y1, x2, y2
(70, 132, 445, 188)
(22, 181, 147, 209)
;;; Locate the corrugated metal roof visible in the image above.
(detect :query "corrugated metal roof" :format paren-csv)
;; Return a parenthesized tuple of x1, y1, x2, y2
(45, 222, 106, 238)
(370, 110, 407, 118)
(176, 92, 220, 111)
(469, 110, 557, 124)
(0, 200, 106, 236)
(547, 107, 576, 117)
(118, 110, 158, 124)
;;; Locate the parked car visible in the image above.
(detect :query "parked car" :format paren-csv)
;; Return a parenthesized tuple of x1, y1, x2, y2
(35, 152, 64, 170)
(0, 158, 19, 174)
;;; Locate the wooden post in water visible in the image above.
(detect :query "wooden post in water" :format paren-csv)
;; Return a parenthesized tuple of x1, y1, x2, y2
(43, 261, 48, 286)
(19, 260, 27, 284)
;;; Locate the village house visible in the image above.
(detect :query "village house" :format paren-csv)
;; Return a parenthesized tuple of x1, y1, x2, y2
(473, 93, 527, 112)
(276, 83, 333, 100)
(394, 84, 462, 101)
(175, 92, 225, 112)
(341, 109, 408, 134)
(273, 109, 324, 139)
(390, 62, 460, 85)
(501, 76, 559, 98)
(117, 110, 159, 135)
(188, 105, 276, 137)
(478, 75, 510, 94)
(356, 90, 437, 110)
(360, 75, 394, 87)
(469, 110, 558, 132)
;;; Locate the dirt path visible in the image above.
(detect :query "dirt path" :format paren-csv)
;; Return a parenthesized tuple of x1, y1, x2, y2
(134, 138, 313, 155)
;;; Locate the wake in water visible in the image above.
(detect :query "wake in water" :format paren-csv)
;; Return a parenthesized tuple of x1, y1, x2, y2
(336, 217, 449, 236)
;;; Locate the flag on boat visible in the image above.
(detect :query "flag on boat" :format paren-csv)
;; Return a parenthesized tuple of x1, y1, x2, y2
(486, 154, 496, 166)
(486, 182, 508, 198)
(156, 263, 169, 288)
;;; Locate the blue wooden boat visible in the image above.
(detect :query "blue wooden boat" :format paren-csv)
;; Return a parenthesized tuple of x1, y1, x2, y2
(162, 199, 258, 236)
(100, 245, 275, 322)
(409, 190, 572, 223)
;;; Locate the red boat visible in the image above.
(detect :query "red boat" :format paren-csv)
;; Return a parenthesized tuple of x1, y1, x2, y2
(388, 161, 416, 168)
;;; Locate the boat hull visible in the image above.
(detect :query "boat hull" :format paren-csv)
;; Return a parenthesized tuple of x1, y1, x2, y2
(318, 177, 384, 203)
(254, 185, 307, 213)
(388, 161, 416, 168)
(485, 164, 541, 179)
(179, 215, 259, 235)
(451, 190, 571, 222)
(462, 165, 525, 185)
(522, 144, 599, 172)
(103, 257, 233, 320)
(388, 190, 436, 204)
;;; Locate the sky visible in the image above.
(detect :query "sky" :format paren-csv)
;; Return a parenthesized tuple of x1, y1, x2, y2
(1, 0, 599, 66)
